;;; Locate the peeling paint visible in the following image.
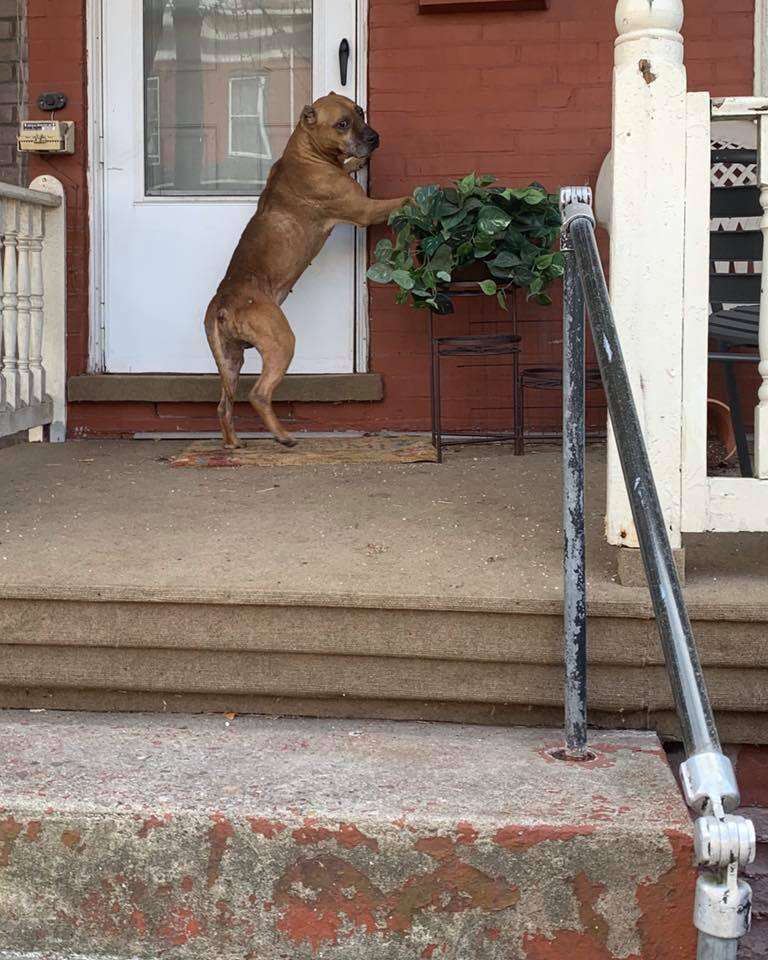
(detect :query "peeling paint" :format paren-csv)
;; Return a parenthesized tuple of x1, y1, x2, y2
(0, 815, 22, 867)
(206, 813, 234, 888)
(494, 824, 595, 850)
(137, 814, 171, 839)
(248, 817, 287, 839)
(61, 828, 85, 853)
(292, 819, 379, 852)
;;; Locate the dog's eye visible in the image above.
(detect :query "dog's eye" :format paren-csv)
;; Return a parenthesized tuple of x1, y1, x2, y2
(335, 119, 350, 130)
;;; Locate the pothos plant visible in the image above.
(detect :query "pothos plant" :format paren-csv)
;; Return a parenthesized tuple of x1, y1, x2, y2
(367, 173, 564, 314)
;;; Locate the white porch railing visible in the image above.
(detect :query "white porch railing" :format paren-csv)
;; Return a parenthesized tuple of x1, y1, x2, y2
(606, 0, 768, 543)
(0, 176, 66, 443)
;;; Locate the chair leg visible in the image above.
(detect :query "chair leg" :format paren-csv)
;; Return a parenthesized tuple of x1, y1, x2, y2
(518, 381, 526, 456)
(722, 358, 752, 477)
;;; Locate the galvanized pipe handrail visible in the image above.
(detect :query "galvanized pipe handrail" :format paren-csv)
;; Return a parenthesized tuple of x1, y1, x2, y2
(559, 187, 755, 959)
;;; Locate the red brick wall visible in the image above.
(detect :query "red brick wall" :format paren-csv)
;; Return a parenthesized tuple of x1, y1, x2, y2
(728, 745, 768, 959)
(22, 0, 756, 437)
(0, 0, 27, 186)
(27, 0, 89, 377)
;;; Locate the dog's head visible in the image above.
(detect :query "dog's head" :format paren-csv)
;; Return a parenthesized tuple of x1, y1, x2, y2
(300, 92, 380, 164)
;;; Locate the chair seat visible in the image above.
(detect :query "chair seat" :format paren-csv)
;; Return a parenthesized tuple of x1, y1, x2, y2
(709, 303, 760, 348)
(520, 366, 603, 390)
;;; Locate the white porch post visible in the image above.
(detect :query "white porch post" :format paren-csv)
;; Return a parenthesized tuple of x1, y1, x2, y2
(754, 114, 768, 478)
(607, 0, 687, 560)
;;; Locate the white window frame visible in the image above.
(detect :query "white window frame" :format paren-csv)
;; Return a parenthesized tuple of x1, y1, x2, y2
(228, 74, 271, 161)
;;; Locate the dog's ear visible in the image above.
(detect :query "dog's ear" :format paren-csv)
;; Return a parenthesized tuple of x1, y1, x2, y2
(301, 104, 317, 127)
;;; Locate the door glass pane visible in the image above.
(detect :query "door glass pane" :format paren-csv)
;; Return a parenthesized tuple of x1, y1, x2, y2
(143, 0, 312, 197)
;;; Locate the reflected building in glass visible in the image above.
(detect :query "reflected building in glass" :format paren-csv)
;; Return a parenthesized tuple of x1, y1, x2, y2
(143, 0, 312, 197)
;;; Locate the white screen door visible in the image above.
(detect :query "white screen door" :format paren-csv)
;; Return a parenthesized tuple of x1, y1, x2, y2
(102, 0, 357, 373)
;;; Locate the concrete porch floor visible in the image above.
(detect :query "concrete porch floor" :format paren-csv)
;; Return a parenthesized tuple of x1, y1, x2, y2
(0, 438, 766, 741)
(0, 437, 765, 605)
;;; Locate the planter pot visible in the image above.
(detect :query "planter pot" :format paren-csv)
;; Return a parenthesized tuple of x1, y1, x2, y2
(451, 260, 494, 283)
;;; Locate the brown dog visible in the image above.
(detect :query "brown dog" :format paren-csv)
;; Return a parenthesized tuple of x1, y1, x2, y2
(205, 93, 408, 448)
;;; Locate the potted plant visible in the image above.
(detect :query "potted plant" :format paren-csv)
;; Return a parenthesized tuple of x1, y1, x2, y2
(367, 173, 563, 314)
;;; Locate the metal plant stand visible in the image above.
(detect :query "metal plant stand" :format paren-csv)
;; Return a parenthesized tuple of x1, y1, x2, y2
(429, 284, 523, 462)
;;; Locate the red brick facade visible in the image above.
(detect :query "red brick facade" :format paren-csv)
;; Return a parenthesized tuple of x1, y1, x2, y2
(727, 746, 767, 958)
(21, 0, 756, 438)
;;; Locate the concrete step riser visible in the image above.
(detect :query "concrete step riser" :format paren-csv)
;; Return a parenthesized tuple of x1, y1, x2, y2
(0, 597, 766, 742)
(0, 715, 696, 960)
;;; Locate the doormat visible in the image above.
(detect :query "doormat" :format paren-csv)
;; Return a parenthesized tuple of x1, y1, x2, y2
(169, 434, 438, 468)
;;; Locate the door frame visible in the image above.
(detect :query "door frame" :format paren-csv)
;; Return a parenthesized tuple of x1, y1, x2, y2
(86, 0, 370, 375)
(756, 0, 768, 97)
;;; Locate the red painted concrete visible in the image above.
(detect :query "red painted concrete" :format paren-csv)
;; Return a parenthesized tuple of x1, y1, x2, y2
(0, 714, 697, 959)
(23, 0, 755, 438)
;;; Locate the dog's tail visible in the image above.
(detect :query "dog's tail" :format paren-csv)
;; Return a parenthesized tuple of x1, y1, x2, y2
(206, 305, 236, 402)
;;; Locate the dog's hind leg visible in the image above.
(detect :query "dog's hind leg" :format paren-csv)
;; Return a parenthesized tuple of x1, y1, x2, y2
(239, 300, 297, 447)
(206, 306, 245, 448)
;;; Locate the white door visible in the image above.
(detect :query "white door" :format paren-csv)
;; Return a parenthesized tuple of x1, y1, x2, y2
(102, 0, 358, 373)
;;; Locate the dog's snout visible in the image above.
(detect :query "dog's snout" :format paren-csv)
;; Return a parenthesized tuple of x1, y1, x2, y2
(364, 126, 380, 147)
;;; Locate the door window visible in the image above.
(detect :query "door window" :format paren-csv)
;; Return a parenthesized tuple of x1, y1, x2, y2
(143, 0, 311, 197)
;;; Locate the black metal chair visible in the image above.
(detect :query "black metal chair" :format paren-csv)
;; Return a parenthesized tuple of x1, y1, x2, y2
(709, 147, 762, 477)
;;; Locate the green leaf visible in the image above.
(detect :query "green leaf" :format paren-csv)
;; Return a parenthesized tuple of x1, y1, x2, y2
(436, 270, 451, 282)
(497, 290, 508, 311)
(392, 269, 415, 290)
(374, 238, 393, 262)
(413, 184, 440, 211)
(440, 208, 469, 231)
(477, 205, 512, 235)
(479, 279, 497, 296)
(489, 250, 521, 270)
(457, 172, 477, 194)
(366, 262, 393, 284)
(429, 243, 453, 274)
(421, 235, 444, 258)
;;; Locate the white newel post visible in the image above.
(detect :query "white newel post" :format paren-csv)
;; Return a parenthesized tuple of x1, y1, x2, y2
(755, 113, 768, 478)
(29, 176, 66, 442)
(608, 0, 687, 557)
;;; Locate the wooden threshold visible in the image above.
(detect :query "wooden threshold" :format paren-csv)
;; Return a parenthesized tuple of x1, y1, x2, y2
(67, 373, 384, 404)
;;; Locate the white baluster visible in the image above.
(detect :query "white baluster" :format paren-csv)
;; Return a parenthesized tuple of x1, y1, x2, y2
(754, 113, 768, 478)
(0, 234, 4, 412)
(28, 205, 44, 405)
(608, 0, 687, 568)
(1, 200, 19, 408)
(16, 205, 32, 407)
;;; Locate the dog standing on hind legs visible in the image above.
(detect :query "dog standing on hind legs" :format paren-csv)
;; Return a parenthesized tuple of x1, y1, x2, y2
(205, 92, 409, 449)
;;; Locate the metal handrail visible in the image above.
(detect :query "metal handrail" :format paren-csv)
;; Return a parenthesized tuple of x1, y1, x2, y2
(559, 187, 756, 960)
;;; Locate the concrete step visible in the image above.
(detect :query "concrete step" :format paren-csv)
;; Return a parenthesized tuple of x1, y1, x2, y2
(1, 585, 767, 742)
(0, 712, 695, 959)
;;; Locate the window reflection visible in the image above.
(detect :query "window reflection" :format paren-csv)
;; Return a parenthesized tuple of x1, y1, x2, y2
(143, 0, 311, 197)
